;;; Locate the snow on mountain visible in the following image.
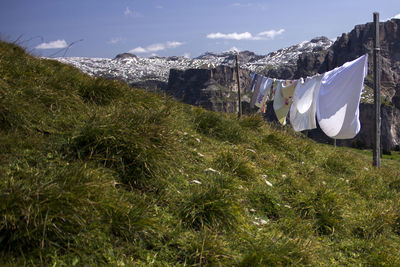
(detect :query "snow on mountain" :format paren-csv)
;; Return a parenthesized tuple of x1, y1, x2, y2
(53, 56, 209, 83)
(243, 37, 333, 73)
(51, 37, 333, 84)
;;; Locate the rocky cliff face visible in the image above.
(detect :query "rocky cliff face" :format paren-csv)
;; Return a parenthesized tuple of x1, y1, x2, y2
(166, 66, 253, 113)
(259, 37, 333, 79)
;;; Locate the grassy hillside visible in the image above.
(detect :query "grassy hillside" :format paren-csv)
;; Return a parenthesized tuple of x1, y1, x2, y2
(1, 40, 400, 266)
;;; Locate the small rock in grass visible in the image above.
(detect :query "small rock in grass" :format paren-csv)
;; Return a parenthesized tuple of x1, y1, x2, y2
(253, 217, 268, 226)
(261, 175, 273, 187)
(264, 179, 273, 187)
(205, 168, 221, 174)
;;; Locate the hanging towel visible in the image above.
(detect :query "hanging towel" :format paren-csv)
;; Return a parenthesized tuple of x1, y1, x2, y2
(316, 54, 368, 139)
(260, 79, 276, 113)
(249, 74, 264, 108)
(289, 74, 323, 132)
(273, 80, 298, 125)
(255, 77, 273, 109)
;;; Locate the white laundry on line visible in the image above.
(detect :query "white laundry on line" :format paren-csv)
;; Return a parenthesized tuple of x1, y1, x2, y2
(289, 74, 323, 132)
(316, 54, 368, 139)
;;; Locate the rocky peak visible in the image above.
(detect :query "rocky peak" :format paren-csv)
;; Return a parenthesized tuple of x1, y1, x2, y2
(242, 37, 333, 78)
(114, 53, 138, 60)
(167, 56, 187, 61)
(195, 52, 224, 60)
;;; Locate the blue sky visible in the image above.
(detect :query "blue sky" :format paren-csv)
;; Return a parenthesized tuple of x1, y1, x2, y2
(1, 0, 399, 58)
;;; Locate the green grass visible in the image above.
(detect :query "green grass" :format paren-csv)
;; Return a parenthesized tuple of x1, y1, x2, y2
(1, 40, 400, 266)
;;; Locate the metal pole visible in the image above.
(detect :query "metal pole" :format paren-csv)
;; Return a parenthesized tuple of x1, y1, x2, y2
(235, 54, 242, 118)
(373, 12, 381, 168)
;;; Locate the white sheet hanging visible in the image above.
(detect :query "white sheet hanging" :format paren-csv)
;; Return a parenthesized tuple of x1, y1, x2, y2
(316, 54, 368, 139)
(290, 74, 323, 132)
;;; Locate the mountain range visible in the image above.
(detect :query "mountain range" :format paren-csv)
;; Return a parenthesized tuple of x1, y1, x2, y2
(52, 37, 334, 84)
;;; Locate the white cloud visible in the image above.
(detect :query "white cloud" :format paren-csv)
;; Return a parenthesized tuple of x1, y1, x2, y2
(206, 29, 284, 41)
(147, 43, 166, 52)
(124, 6, 143, 18)
(35, 39, 68, 49)
(232, 2, 267, 9)
(129, 41, 184, 54)
(108, 37, 124, 44)
(207, 32, 253, 40)
(166, 41, 184, 48)
(232, 3, 252, 7)
(124, 7, 132, 16)
(254, 29, 285, 40)
(393, 13, 400, 19)
(183, 53, 191, 58)
(156, 5, 163, 9)
(129, 46, 147, 53)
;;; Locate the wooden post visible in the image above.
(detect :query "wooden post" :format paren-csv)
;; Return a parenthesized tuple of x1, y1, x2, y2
(235, 54, 242, 118)
(373, 12, 381, 168)
(334, 139, 337, 148)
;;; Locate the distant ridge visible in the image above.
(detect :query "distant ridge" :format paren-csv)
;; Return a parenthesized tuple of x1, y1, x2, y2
(52, 36, 333, 83)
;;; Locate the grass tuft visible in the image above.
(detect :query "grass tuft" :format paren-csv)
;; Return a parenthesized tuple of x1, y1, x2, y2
(79, 77, 122, 105)
(178, 174, 242, 231)
(239, 114, 265, 130)
(214, 150, 255, 180)
(193, 109, 244, 143)
(238, 236, 311, 266)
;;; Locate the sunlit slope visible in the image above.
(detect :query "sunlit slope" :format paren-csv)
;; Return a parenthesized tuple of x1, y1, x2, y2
(1, 41, 400, 266)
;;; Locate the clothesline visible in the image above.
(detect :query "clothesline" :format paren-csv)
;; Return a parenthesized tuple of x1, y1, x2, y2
(248, 54, 368, 140)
